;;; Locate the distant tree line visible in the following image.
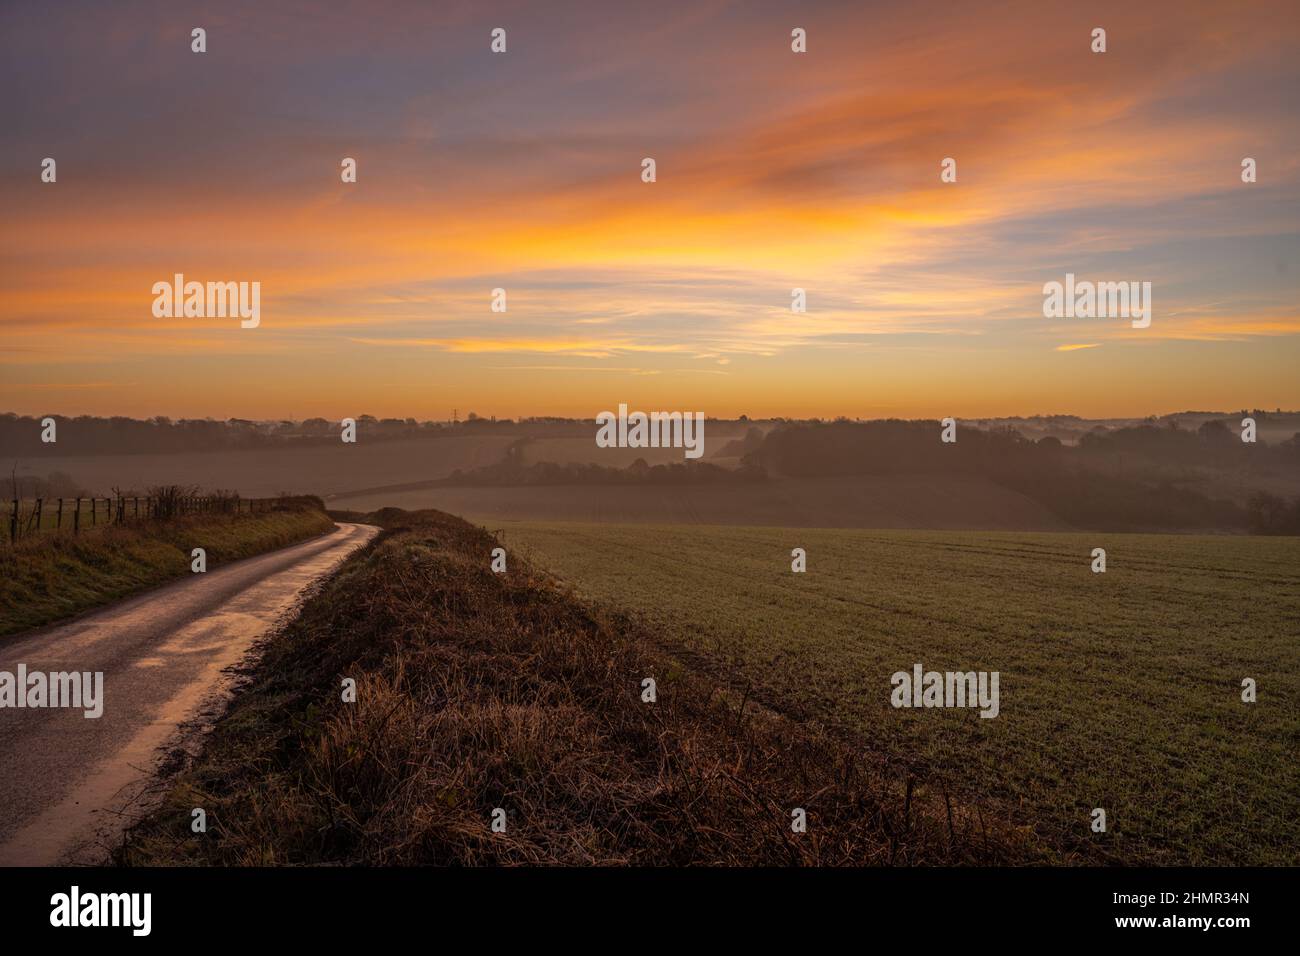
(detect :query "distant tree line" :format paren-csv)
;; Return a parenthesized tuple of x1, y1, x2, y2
(748, 420, 1300, 532)
(1076, 419, 1300, 471)
(751, 419, 1299, 477)
(1246, 492, 1300, 535)
(0, 412, 595, 456)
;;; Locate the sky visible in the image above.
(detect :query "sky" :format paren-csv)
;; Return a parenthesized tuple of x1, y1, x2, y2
(2, 0, 1298, 421)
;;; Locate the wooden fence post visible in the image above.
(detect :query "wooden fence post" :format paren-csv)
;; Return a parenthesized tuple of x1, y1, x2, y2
(57, 497, 63, 531)
(74, 497, 80, 534)
(9, 499, 16, 544)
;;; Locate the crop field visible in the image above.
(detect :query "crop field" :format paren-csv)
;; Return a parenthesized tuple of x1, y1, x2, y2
(493, 521, 1300, 865)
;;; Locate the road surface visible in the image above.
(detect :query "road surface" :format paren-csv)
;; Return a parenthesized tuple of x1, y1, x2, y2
(0, 521, 379, 865)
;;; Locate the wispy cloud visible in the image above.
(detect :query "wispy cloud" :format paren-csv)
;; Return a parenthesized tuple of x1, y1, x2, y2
(2, 0, 1297, 417)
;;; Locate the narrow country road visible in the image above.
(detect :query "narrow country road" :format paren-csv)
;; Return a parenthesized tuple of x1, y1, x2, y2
(0, 521, 379, 866)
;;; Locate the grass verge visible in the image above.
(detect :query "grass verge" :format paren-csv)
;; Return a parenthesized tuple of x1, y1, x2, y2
(116, 508, 1048, 866)
(0, 499, 335, 637)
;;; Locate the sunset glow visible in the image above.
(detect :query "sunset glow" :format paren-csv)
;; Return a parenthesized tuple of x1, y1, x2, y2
(3, 0, 1298, 420)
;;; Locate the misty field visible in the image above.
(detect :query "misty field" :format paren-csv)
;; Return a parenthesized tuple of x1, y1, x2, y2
(495, 521, 1300, 865)
(14, 435, 514, 499)
(334, 474, 1068, 530)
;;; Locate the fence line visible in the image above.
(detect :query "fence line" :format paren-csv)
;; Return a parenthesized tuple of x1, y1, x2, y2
(7, 495, 281, 544)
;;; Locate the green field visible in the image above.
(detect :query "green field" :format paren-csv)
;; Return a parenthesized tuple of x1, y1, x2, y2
(493, 521, 1300, 865)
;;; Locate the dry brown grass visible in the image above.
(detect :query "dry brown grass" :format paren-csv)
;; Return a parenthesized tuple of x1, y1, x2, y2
(118, 508, 1049, 866)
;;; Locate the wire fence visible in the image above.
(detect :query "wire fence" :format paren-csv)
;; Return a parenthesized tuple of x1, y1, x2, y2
(6, 495, 283, 545)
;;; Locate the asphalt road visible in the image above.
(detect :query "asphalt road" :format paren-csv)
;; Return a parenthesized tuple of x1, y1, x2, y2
(0, 521, 378, 865)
